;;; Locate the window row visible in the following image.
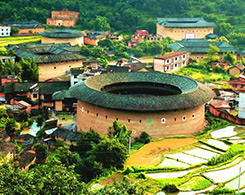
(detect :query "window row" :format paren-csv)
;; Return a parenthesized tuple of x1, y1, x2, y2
(161, 114, 196, 124)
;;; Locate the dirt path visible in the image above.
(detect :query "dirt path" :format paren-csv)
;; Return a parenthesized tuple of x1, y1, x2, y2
(126, 138, 197, 166)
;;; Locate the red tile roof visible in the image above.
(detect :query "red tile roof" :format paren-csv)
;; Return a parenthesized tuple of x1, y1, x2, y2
(136, 30, 149, 36)
(154, 51, 188, 60)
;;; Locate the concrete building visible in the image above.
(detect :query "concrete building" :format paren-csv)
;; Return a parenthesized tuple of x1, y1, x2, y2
(40, 29, 84, 46)
(0, 25, 11, 37)
(47, 9, 79, 28)
(154, 51, 189, 72)
(156, 18, 215, 40)
(69, 72, 213, 139)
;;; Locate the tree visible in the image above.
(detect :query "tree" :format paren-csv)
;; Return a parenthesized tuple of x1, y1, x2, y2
(215, 22, 234, 36)
(224, 51, 236, 64)
(203, 44, 220, 64)
(91, 137, 128, 169)
(0, 106, 8, 119)
(53, 146, 81, 168)
(76, 155, 103, 182)
(11, 26, 20, 34)
(34, 143, 48, 164)
(16, 110, 29, 122)
(5, 118, 17, 138)
(108, 120, 132, 147)
(76, 129, 102, 155)
(36, 115, 45, 130)
(93, 16, 111, 31)
(20, 57, 38, 81)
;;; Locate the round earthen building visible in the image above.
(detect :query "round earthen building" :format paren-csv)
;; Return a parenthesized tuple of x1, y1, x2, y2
(40, 29, 84, 46)
(69, 72, 213, 139)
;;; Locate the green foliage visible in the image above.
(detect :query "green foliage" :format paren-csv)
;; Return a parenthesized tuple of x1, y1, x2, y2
(20, 57, 39, 81)
(206, 188, 235, 195)
(135, 131, 152, 144)
(108, 120, 132, 147)
(34, 143, 49, 164)
(16, 110, 29, 122)
(207, 144, 245, 166)
(91, 137, 128, 169)
(76, 155, 103, 182)
(5, 118, 18, 137)
(36, 115, 45, 130)
(11, 26, 20, 34)
(162, 183, 179, 193)
(215, 22, 234, 36)
(0, 159, 89, 194)
(179, 176, 212, 191)
(92, 16, 111, 31)
(92, 180, 145, 195)
(53, 146, 81, 168)
(76, 129, 102, 156)
(223, 51, 236, 64)
(0, 106, 8, 119)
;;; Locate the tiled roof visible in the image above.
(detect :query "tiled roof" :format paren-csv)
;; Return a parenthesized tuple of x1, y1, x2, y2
(69, 72, 214, 111)
(157, 18, 215, 28)
(107, 65, 130, 72)
(5, 81, 70, 94)
(36, 53, 83, 64)
(155, 51, 188, 60)
(169, 39, 237, 53)
(52, 89, 73, 100)
(53, 128, 82, 141)
(40, 29, 84, 38)
(3, 20, 43, 29)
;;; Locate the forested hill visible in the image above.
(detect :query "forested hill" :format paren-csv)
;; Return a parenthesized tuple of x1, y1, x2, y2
(0, 0, 244, 49)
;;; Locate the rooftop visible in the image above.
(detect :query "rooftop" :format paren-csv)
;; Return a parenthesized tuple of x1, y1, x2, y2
(4, 20, 43, 29)
(40, 29, 84, 38)
(69, 72, 213, 111)
(0, 142, 15, 157)
(157, 18, 215, 28)
(169, 39, 237, 53)
(155, 51, 188, 60)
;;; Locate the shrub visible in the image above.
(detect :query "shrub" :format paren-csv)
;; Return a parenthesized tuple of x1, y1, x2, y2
(135, 131, 152, 144)
(162, 184, 179, 193)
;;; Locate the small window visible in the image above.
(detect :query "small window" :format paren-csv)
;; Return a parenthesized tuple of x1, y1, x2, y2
(192, 114, 195, 119)
(174, 118, 177, 121)
(139, 120, 142, 123)
(128, 119, 131, 123)
(183, 116, 186, 121)
(54, 67, 56, 69)
(105, 115, 108, 119)
(33, 93, 37, 98)
(161, 118, 166, 124)
(175, 57, 177, 60)
(96, 113, 98, 117)
(116, 118, 118, 121)
(87, 110, 89, 114)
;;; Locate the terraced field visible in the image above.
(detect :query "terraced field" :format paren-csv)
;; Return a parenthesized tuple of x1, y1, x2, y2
(0, 36, 41, 51)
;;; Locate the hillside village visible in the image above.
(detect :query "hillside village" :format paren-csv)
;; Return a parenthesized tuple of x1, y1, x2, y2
(0, 4, 245, 195)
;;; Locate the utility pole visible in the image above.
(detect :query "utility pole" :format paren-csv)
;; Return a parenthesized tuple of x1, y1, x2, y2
(128, 135, 131, 155)
(238, 166, 241, 195)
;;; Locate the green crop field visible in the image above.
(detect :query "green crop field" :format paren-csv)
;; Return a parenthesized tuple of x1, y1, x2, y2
(0, 36, 41, 51)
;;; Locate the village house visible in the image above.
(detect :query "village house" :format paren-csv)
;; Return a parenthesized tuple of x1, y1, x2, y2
(128, 30, 149, 47)
(228, 75, 245, 89)
(4, 20, 44, 35)
(107, 33, 123, 41)
(0, 56, 15, 63)
(0, 75, 18, 103)
(6, 43, 84, 81)
(3, 81, 70, 112)
(169, 39, 238, 60)
(211, 61, 229, 70)
(156, 18, 215, 40)
(228, 63, 245, 75)
(84, 31, 108, 46)
(154, 51, 189, 72)
(40, 29, 84, 46)
(145, 34, 162, 42)
(0, 24, 11, 37)
(47, 9, 79, 28)
(15, 150, 36, 171)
